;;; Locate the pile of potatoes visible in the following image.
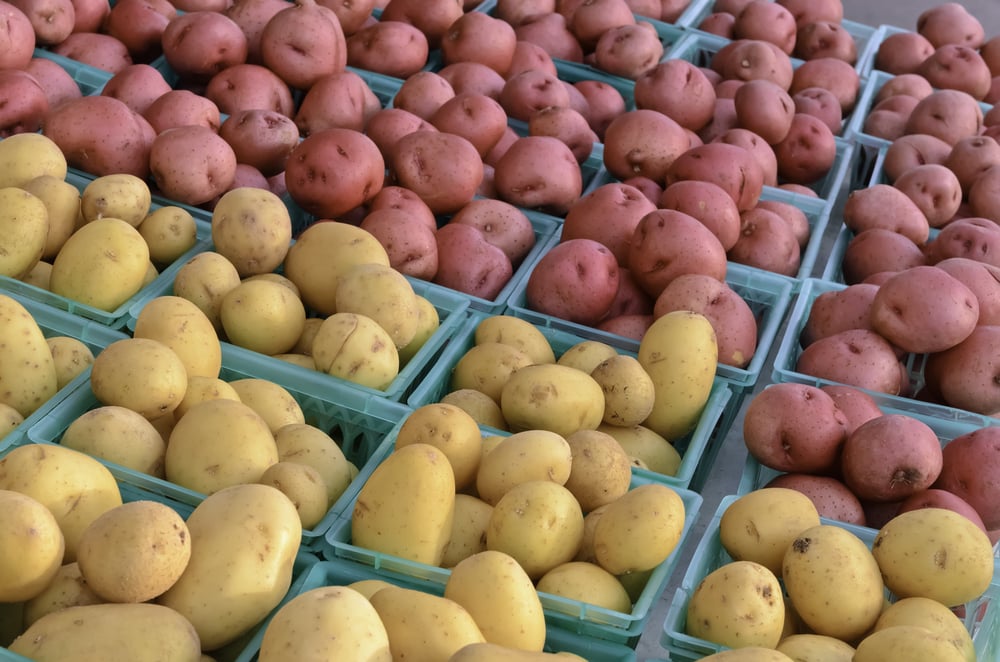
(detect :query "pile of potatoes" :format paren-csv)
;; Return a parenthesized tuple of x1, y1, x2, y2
(740, 381, 1000, 543)
(679, 488, 995, 661)
(0, 444, 305, 660)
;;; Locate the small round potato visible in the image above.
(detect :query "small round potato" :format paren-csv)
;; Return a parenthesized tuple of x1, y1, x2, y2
(138, 206, 198, 267)
(220, 278, 307, 356)
(474, 315, 555, 365)
(563, 429, 633, 512)
(61, 405, 167, 477)
(310, 313, 399, 390)
(257, 461, 329, 529)
(0, 489, 65, 603)
(227, 378, 305, 434)
(589, 355, 656, 427)
(536, 561, 632, 613)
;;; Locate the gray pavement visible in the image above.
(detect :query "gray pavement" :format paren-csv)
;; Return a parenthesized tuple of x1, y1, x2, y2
(635, 2, 1000, 660)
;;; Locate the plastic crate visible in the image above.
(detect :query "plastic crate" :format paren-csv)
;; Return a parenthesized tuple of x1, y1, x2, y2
(229, 558, 639, 662)
(31, 48, 113, 96)
(126, 264, 471, 403)
(323, 451, 704, 648)
(24, 340, 413, 550)
(770, 277, 1000, 423)
(0, 293, 128, 454)
(407, 311, 738, 491)
(0, 169, 213, 329)
(661, 494, 1000, 662)
(505, 251, 797, 393)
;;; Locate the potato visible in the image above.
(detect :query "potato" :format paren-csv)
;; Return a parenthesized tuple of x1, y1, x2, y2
(441, 390, 508, 432)
(282, 221, 390, 316)
(597, 423, 681, 476)
(593, 22, 664, 80)
(445, 550, 547, 651)
(61, 405, 166, 477)
(773, 112, 837, 185)
(486, 480, 584, 580)
(733, 79, 795, 145)
(273, 422, 353, 506)
(133, 295, 222, 380)
(310, 312, 399, 390)
(50, 32, 132, 74)
(475, 429, 572, 506)
(148, 126, 237, 206)
(451, 342, 533, 404)
(0, 132, 65, 193)
(633, 59, 716, 132)
(387, 129, 483, 216)
(562, 429, 633, 512)
(638, 310, 718, 440)
(441, 494, 494, 568)
(665, 141, 764, 212)
(526, 238, 620, 325)
(776, 634, 855, 661)
(500, 363, 605, 438)
(9, 603, 201, 661)
(794, 328, 903, 395)
(537, 560, 632, 613)
(560, 182, 656, 266)
(474, 315, 555, 366)
(872, 508, 994, 606)
(493, 135, 582, 215)
(602, 109, 690, 184)
(782, 524, 884, 641)
(396, 403, 483, 493)
(358, 208, 438, 281)
(719, 488, 820, 577)
(873, 596, 975, 662)
(842, 184, 930, 246)
(587, 355, 655, 428)
(0, 443, 122, 564)
(800, 283, 879, 347)
(160, 10, 246, 81)
(204, 62, 294, 118)
(171, 252, 241, 333)
(226, 378, 303, 434)
(0, 188, 44, 282)
(765, 473, 865, 526)
(0, 69, 47, 136)
(352, 443, 456, 566)
(284, 128, 385, 219)
(158, 483, 301, 651)
(137, 206, 197, 267)
(370, 585, 485, 661)
(433, 223, 514, 300)
(556, 340, 618, 373)
(259, 585, 390, 661)
(75, 500, 190, 603)
(854, 625, 966, 662)
(0, 489, 64, 602)
(335, 262, 421, 349)
(593, 482, 685, 575)
(685, 560, 785, 649)
(21, 562, 104, 628)
(142, 89, 222, 134)
(257, 461, 328, 529)
(98, 63, 172, 117)
(345, 19, 428, 77)
(904, 90, 983, 146)
(841, 228, 926, 285)
(91, 337, 188, 420)
(19, 175, 79, 262)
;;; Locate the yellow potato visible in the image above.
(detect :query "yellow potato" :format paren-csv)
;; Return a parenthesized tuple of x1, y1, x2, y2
(782, 524, 885, 642)
(0, 489, 65, 602)
(0, 295, 58, 417)
(138, 205, 198, 265)
(211, 187, 292, 277)
(22, 562, 104, 628)
(0, 187, 48, 279)
(475, 429, 572, 506)
(245, 272, 300, 297)
(335, 261, 422, 349)
(21, 175, 80, 261)
(257, 461, 329, 529)
(574, 505, 607, 563)
(486, 480, 584, 580)
(273, 353, 316, 370)
(638, 310, 718, 440)
(291, 316, 325, 356)
(80, 173, 151, 227)
(61, 405, 167, 477)
(76, 500, 191, 603)
(699, 648, 795, 661)
(90, 337, 188, 420)
(347, 579, 395, 600)
(854, 625, 967, 662)
(720, 488, 821, 577)
(157, 483, 302, 651)
(228, 378, 305, 434)
(46, 336, 94, 390)
(0, 133, 68, 189)
(133, 295, 223, 379)
(873, 508, 995, 607)
(535, 561, 632, 613)
(396, 403, 483, 492)
(173, 375, 241, 420)
(589, 355, 656, 427)
(49, 217, 151, 312)
(0, 403, 23, 442)
(555, 340, 619, 373)
(441, 388, 509, 431)
(775, 634, 855, 661)
(274, 423, 353, 506)
(475, 315, 556, 365)
(451, 342, 533, 403)
(873, 597, 974, 662)
(258, 586, 392, 662)
(9, 603, 202, 662)
(220, 278, 307, 356)
(500, 363, 605, 437)
(311, 312, 400, 390)
(171, 251, 241, 333)
(0, 444, 122, 564)
(596, 423, 681, 476)
(398, 294, 440, 366)
(166, 398, 279, 494)
(441, 494, 494, 568)
(444, 549, 547, 651)
(593, 483, 686, 575)
(563, 429, 632, 512)
(370, 585, 486, 661)
(449, 643, 586, 661)
(352, 443, 456, 566)
(20, 259, 53, 290)
(685, 560, 786, 649)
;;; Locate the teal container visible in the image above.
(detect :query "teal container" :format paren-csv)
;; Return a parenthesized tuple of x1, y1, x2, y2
(30, 48, 112, 95)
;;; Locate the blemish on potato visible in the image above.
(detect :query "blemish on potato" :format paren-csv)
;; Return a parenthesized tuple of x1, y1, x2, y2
(791, 537, 811, 553)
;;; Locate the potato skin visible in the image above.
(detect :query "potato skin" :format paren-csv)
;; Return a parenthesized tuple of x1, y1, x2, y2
(526, 238, 620, 326)
(285, 128, 385, 218)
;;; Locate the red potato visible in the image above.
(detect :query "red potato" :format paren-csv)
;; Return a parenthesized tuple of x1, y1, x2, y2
(727, 206, 801, 277)
(204, 63, 294, 118)
(149, 126, 238, 206)
(733, 79, 795, 145)
(525, 238, 620, 326)
(944, 136, 1000, 196)
(595, 314, 653, 341)
(260, 0, 347, 91)
(366, 185, 437, 231)
(904, 89, 983, 147)
(359, 208, 439, 281)
(633, 59, 716, 132)
(440, 10, 517, 76)
(622, 176, 662, 206)
(284, 128, 385, 218)
(916, 1, 985, 50)
(495, 0, 556, 26)
(923, 217, 1000, 269)
(820, 384, 884, 437)
(379, 0, 463, 50)
(665, 141, 764, 212)
(766, 473, 866, 526)
(918, 45, 993, 101)
(527, 106, 598, 164)
(99, 63, 173, 116)
(755, 198, 809, 249)
(881, 133, 952, 184)
(602, 109, 690, 184)
(346, 20, 429, 79)
(840, 228, 926, 285)
(513, 11, 584, 63)
(969, 164, 1000, 223)
(506, 38, 558, 79)
(923, 325, 1000, 416)
(841, 414, 943, 503)
(161, 12, 249, 82)
(800, 283, 879, 348)
(862, 95, 920, 142)
(696, 97, 739, 144)
(772, 112, 837, 185)
(627, 209, 729, 298)
(794, 328, 904, 396)
(659, 180, 741, 251)
(934, 257, 1000, 326)
(436, 61, 506, 100)
(225, 163, 270, 193)
(0, 0, 37, 70)
(218, 109, 299, 177)
(499, 69, 571, 123)
(393, 71, 455, 121)
(934, 426, 1000, 529)
(224, 0, 292, 65)
(294, 70, 382, 136)
(0, 70, 48, 136)
(567, 0, 635, 52)
(448, 198, 535, 266)
(714, 127, 779, 188)
(9, 0, 74, 46)
(733, 0, 797, 55)
(574, 79, 627, 139)
(102, 0, 177, 62)
(318, 0, 374, 34)
(775, 0, 843, 26)
(790, 57, 859, 114)
(24, 57, 83, 110)
(431, 94, 511, 159)
(841, 184, 930, 246)
(363, 107, 437, 162)
(561, 182, 657, 266)
(892, 164, 962, 229)
(390, 130, 483, 215)
(875, 32, 935, 75)
(143, 89, 222, 133)
(742, 383, 848, 475)
(794, 20, 857, 64)
(713, 38, 795, 90)
(602, 267, 654, 319)
(697, 12, 735, 38)
(592, 21, 664, 80)
(898, 489, 988, 533)
(50, 32, 132, 74)
(492, 135, 582, 215)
